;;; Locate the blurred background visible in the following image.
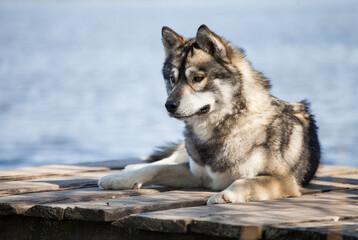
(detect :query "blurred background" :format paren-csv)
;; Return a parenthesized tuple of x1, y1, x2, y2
(0, 0, 357, 170)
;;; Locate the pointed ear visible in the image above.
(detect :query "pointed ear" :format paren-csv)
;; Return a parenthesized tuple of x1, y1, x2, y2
(162, 26, 185, 57)
(196, 25, 227, 59)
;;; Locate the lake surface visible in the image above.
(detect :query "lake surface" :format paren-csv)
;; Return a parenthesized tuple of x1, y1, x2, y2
(0, 0, 357, 169)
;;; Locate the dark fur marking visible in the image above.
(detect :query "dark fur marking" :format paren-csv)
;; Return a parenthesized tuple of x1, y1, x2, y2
(178, 41, 197, 82)
(146, 141, 182, 162)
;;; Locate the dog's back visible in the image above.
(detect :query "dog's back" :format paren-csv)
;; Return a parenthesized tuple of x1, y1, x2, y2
(265, 99, 320, 186)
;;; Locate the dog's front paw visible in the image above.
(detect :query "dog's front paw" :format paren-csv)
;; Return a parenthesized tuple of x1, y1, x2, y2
(98, 171, 143, 190)
(206, 190, 245, 205)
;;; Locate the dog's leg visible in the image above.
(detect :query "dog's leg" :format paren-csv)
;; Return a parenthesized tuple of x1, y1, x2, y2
(98, 162, 201, 190)
(124, 143, 188, 171)
(206, 175, 301, 205)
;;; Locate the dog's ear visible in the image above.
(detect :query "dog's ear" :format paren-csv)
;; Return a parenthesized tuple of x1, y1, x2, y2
(162, 26, 185, 57)
(196, 25, 227, 59)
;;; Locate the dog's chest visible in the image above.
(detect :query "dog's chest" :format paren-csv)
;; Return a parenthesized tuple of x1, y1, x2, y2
(189, 157, 234, 190)
(185, 136, 232, 172)
(185, 120, 267, 184)
(185, 127, 251, 172)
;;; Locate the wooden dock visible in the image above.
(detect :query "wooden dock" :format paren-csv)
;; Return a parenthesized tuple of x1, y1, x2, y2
(1, 160, 358, 239)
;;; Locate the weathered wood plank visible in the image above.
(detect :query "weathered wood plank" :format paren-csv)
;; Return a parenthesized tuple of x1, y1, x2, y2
(314, 174, 358, 188)
(0, 165, 110, 182)
(0, 171, 120, 197)
(0, 186, 172, 216)
(0, 215, 227, 240)
(301, 172, 358, 195)
(300, 182, 346, 195)
(299, 170, 358, 195)
(268, 219, 358, 239)
(25, 190, 214, 221)
(115, 189, 358, 238)
(316, 165, 358, 178)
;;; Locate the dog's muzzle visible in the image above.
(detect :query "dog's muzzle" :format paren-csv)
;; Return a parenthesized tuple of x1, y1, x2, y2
(165, 100, 179, 114)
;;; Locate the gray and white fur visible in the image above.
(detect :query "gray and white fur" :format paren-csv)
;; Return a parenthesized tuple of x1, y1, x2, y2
(98, 25, 320, 204)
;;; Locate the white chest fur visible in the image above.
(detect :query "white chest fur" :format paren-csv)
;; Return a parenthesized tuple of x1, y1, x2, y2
(188, 144, 266, 191)
(189, 158, 235, 190)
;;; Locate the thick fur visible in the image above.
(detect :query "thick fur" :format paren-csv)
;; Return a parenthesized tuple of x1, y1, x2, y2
(98, 25, 320, 204)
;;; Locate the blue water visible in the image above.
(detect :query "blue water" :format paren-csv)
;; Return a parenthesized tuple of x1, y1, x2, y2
(0, 0, 357, 169)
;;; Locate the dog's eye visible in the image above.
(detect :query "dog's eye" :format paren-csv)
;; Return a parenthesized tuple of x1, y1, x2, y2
(193, 76, 204, 83)
(169, 75, 176, 85)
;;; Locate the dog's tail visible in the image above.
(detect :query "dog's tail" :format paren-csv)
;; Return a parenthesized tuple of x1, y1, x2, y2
(144, 141, 185, 163)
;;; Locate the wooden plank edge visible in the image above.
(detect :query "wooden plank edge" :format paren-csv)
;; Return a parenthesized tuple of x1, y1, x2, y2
(0, 170, 124, 197)
(0, 185, 99, 213)
(0, 182, 99, 198)
(0, 187, 173, 216)
(116, 215, 358, 239)
(116, 215, 274, 239)
(0, 165, 111, 183)
(265, 217, 358, 240)
(0, 215, 229, 240)
(66, 198, 207, 222)
(23, 190, 212, 222)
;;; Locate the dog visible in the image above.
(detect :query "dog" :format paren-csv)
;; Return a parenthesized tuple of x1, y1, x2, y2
(98, 25, 320, 204)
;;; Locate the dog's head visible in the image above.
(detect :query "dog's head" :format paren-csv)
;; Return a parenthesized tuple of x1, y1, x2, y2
(161, 25, 245, 121)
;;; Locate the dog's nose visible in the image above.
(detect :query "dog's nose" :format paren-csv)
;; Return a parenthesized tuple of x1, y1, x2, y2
(165, 100, 179, 113)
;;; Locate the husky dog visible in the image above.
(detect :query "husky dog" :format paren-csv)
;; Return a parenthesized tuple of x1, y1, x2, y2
(98, 25, 320, 204)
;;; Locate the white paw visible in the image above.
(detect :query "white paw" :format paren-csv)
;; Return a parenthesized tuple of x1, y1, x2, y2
(124, 163, 149, 171)
(98, 171, 143, 190)
(206, 190, 245, 205)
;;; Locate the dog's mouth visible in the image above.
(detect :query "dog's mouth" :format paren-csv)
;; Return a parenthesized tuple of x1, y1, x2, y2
(173, 105, 211, 119)
(197, 105, 211, 115)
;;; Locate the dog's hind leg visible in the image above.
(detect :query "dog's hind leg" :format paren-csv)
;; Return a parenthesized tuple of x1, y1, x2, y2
(98, 162, 202, 190)
(206, 175, 301, 205)
(124, 142, 188, 171)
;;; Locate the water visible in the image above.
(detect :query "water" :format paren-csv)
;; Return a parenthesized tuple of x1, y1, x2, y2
(0, 0, 357, 170)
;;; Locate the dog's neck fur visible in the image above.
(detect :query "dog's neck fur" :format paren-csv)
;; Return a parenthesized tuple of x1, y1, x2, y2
(185, 42, 273, 142)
